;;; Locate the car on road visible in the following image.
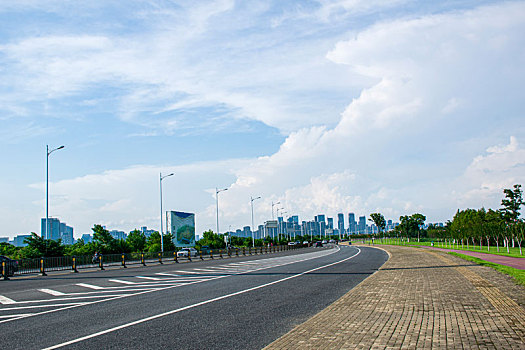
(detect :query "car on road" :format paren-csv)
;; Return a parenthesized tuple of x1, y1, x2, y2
(322, 240, 328, 244)
(0, 255, 19, 277)
(314, 241, 323, 247)
(287, 242, 296, 246)
(303, 241, 309, 245)
(176, 248, 199, 257)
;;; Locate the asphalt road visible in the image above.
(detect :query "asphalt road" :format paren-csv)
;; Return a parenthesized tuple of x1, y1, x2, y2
(0, 245, 388, 349)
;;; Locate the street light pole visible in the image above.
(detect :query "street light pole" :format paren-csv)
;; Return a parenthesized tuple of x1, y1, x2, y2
(271, 201, 280, 220)
(45, 145, 64, 239)
(160, 172, 174, 253)
(216, 187, 228, 234)
(251, 196, 261, 247)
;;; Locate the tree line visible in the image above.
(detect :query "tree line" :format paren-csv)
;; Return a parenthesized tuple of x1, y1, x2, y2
(378, 184, 524, 255)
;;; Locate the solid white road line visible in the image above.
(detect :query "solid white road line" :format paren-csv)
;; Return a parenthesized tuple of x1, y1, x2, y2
(135, 276, 161, 280)
(76, 283, 104, 290)
(174, 270, 201, 274)
(0, 314, 33, 318)
(43, 248, 360, 350)
(39, 289, 66, 296)
(108, 279, 136, 285)
(0, 295, 16, 304)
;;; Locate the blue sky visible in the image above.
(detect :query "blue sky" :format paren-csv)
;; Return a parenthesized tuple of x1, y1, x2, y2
(1, 0, 524, 238)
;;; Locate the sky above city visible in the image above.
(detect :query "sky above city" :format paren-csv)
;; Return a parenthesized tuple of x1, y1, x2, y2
(1, 0, 524, 239)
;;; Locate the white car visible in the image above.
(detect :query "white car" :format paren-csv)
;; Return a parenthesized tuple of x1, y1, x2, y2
(177, 248, 199, 257)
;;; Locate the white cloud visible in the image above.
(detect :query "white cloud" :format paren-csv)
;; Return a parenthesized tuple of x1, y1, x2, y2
(2, 2, 525, 238)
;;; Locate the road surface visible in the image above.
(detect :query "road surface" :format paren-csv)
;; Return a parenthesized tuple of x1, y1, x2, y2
(0, 245, 388, 349)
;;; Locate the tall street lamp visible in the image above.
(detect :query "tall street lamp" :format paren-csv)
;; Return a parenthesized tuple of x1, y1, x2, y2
(160, 172, 174, 253)
(216, 187, 228, 234)
(251, 196, 261, 247)
(46, 145, 64, 239)
(271, 201, 280, 220)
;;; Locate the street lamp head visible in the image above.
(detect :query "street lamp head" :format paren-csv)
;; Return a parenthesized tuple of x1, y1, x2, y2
(57, 145, 65, 150)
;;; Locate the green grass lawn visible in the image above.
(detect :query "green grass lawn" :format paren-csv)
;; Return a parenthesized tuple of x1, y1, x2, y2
(448, 252, 525, 287)
(368, 238, 524, 258)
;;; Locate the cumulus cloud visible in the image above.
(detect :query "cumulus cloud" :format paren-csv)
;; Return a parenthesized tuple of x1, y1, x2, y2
(2, 2, 524, 237)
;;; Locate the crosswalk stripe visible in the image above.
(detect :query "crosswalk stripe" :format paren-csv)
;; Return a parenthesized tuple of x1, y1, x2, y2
(76, 283, 104, 290)
(38, 289, 66, 296)
(135, 276, 160, 280)
(0, 295, 16, 304)
(174, 270, 201, 274)
(108, 279, 136, 285)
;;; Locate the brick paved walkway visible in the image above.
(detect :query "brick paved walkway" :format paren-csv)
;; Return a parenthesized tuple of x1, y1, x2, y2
(264, 245, 525, 349)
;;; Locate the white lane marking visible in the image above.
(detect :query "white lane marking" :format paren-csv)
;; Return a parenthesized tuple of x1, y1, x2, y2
(1, 246, 345, 325)
(190, 268, 223, 272)
(174, 270, 201, 274)
(0, 295, 16, 304)
(38, 289, 66, 296)
(0, 314, 33, 318)
(76, 283, 104, 290)
(43, 247, 360, 350)
(108, 279, 136, 285)
(0, 303, 87, 311)
(135, 276, 161, 280)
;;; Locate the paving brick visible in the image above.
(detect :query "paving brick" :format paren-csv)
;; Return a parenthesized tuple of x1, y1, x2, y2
(264, 245, 525, 349)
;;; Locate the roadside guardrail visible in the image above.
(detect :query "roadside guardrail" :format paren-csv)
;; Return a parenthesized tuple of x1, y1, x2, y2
(1, 244, 309, 280)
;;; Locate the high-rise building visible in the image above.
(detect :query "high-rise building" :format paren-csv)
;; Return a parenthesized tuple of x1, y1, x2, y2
(13, 235, 31, 247)
(358, 216, 366, 234)
(337, 213, 345, 234)
(327, 217, 334, 230)
(348, 213, 356, 234)
(41, 218, 73, 242)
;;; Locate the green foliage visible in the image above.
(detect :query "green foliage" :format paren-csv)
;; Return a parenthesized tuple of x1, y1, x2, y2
(500, 184, 523, 224)
(22, 233, 65, 258)
(398, 213, 426, 238)
(92, 224, 118, 253)
(197, 230, 226, 249)
(127, 229, 147, 252)
(0, 242, 22, 259)
(369, 213, 386, 233)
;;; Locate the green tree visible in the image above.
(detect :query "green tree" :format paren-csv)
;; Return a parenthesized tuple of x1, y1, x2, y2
(500, 184, 523, 224)
(127, 229, 147, 252)
(92, 224, 117, 253)
(22, 233, 65, 258)
(369, 213, 386, 236)
(146, 231, 161, 252)
(197, 230, 226, 249)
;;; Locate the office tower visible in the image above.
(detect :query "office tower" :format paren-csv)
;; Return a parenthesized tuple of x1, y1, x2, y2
(348, 213, 356, 234)
(327, 217, 334, 230)
(337, 213, 345, 234)
(358, 216, 366, 234)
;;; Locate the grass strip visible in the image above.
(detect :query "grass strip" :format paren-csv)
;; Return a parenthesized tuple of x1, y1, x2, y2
(448, 252, 525, 287)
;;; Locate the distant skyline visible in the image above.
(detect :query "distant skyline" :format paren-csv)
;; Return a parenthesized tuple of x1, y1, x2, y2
(1, 1, 524, 239)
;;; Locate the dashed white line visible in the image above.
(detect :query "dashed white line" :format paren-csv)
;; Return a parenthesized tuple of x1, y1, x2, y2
(108, 279, 136, 285)
(39, 289, 66, 296)
(0, 295, 16, 304)
(76, 283, 104, 290)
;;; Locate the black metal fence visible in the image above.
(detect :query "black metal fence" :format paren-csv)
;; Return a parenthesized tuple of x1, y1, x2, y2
(1, 244, 306, 280)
